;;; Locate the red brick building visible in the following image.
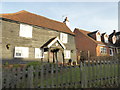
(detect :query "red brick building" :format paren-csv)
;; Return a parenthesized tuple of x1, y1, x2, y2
(74, 28, 118, 61)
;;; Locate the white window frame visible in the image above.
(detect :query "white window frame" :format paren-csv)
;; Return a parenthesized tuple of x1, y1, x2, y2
(35, 48, 44, 58)
(19, 24, 33, 38)
(100, 47, 107, 54)
(64, 50, 71, 59)
(60, 33, 68, 43)
(112, 35, 116, 44)
(104, 35, 108, 43)
(14, 47, 29, 58)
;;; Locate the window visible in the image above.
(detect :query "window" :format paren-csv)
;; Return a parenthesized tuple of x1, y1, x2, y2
(100, 47, 107, 54)
(19, 24, 33, 38)
(64, 50, 71, 59)
(14, 47, 29, 58)
(60, 33, 68, 43)
(96, 32, 101, 41)
(112, 35, 116, 44)
(35, 48, 44, 58)
(104, 34, 108, 43)
(109, 48, 113, 56)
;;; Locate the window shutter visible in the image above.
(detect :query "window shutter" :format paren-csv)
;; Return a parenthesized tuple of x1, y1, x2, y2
(35, 48, 43, 58)
(20, 24, 32, 38)
(64, 50, 71, 59)
(60, 33, 68, 43)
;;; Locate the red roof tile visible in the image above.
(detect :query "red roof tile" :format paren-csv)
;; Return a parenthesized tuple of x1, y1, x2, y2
(75, 28, 106, 45)
(0, 10, 74, 35)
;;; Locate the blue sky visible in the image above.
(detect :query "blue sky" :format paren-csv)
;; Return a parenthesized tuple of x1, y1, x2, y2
(1, 2, 118, 34)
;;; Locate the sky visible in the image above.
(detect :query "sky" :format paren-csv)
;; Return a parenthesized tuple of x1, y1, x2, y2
(1, 2, 118, 34)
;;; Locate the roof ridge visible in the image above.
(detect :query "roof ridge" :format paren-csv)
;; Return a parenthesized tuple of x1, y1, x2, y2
(24, 10, 65, 24)
(75, 28, 91, 33)
(1, 10, 65, 24)
(0, 10, 26, 16)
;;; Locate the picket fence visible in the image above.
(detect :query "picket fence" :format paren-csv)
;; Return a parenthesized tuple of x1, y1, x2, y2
(2, 60, 119, 88)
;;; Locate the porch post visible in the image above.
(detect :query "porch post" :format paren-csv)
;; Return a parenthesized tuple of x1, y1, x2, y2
(48, 48, 50, 63)
(53, 52, 55, 63)
(62, 50, 65, 66)
(55, 52, 58, 64)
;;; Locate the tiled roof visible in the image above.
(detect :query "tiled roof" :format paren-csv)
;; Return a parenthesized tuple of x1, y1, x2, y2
(0, 10, 74, 35)
(75, 28, 106, 45)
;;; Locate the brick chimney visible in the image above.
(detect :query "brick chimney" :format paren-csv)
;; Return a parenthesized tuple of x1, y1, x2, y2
(63, 17, 70, 27)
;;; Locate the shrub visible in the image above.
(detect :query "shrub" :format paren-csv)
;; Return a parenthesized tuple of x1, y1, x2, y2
(4, 62, 9, 66)
(13, 64, 20, 68)
(26, 61, 42, 67)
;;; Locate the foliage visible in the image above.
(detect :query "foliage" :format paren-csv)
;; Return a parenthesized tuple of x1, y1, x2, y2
(13, 64, 20, 68)
(26, 61, 43, 67)
(4, 62, 9, 66)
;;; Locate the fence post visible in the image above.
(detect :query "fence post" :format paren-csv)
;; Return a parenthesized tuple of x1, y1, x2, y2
(80, 61, 83, 88)
(5, 68, 10, 88)
(65, 66, 69, 88)
(55, 63, 59, 88)
(34, 65, 39, 88)
(40, 64, 44, 88)
(22, 66, 27, 88)
(16, 67, 22, 88)
(87, 60, 91, 88)
(46, 64, 50, 88)
(27, 66, 34, 88)
(108, 61, 111, 86)
(96, 60, 99, 87)
(11, 68, 16, 88)
(118, 59, 120, 88)
(84, 61, 87, 88)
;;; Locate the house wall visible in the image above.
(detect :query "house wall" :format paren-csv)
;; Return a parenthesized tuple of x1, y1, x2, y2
(74, 29, 97, 59)
(1, 19, 76, 64)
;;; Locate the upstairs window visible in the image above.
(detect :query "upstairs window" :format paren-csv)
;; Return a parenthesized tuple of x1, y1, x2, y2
(60, 33, 68, 43)
(96, 32, 101, 41)
(35, 48, 44, 58)
(64, 50, 71, 59)
(14, 47, 29, 58)
(20, 24, 33, 38)
(112, 35, 116, 44)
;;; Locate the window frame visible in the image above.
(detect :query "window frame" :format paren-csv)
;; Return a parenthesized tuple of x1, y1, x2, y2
(60, 33, 68, 44)
(14, 47, 29, 58)
(35, 48, 44, 59)
(96, 32, 101, 41)
(100, 47, 107, 54)
(104, 34, 108, 43)
(109, 48, 113, 56)
(64, 50, 71, 59)
(19, 24, 33, 38)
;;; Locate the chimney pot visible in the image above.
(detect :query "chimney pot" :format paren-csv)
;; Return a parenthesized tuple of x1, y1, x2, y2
(113, 30, 116, 33)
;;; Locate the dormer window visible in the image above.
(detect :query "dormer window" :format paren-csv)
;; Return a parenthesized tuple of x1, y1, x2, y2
(104, 34, 108, 43)
(96, 32, 101, 41)
(112, 35, 116, 44)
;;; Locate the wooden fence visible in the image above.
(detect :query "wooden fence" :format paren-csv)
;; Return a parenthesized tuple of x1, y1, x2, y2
(2, 60, 119, 88)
